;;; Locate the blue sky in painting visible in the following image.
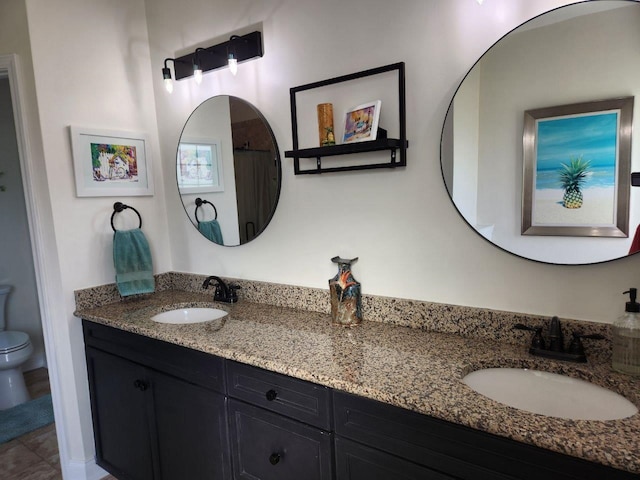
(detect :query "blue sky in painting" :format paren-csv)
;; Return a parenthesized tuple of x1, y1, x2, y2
(535, 112, 618, 189)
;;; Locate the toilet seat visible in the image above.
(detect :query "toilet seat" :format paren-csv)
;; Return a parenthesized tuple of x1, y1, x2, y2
(0, 331, 31, 354)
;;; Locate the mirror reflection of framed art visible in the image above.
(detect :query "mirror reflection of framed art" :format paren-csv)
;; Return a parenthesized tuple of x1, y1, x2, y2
(176, 138, 224, 194)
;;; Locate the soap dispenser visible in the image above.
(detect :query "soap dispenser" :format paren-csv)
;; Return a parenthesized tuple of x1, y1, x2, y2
(612, 288, 640, 376)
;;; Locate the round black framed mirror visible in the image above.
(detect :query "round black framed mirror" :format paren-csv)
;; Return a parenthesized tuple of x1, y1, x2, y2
(441, 1, 640, 265)
(177, 96, 281, 246)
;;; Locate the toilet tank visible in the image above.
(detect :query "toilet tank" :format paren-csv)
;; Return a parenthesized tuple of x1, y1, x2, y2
(0, 285, 11, 331)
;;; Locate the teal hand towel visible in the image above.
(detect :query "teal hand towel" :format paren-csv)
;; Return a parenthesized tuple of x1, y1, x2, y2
(198, 220, 224, 245)
(113, 228, 155, 296)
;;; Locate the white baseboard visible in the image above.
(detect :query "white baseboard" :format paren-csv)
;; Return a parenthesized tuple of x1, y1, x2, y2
(62, 456, 108, 480)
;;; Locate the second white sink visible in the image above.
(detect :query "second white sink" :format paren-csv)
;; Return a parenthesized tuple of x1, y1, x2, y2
(151, 307, 228, 324)
(462, 368, 637, 420)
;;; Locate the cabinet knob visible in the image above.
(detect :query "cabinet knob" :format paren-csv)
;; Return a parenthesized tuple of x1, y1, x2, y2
(134, 379, 148, 391)
(265, 389, 278, 401)
(269, 453, 281, 465)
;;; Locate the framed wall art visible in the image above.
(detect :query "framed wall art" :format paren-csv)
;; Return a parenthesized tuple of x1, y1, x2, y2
(342, 100, 382, 143)
(70, 126, 154, 197)
(521, 97, 633, 237)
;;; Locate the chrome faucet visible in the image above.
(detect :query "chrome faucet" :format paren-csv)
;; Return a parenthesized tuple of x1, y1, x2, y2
(515, 316, 604, 363)
(202, 276, 240, 303)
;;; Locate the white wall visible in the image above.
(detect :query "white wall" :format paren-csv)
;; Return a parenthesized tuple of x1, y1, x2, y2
(146, 0, 640, 325)
(0, 78, 44, 370)
(476, 5, 640, 263)
(20, 0, 170, 476)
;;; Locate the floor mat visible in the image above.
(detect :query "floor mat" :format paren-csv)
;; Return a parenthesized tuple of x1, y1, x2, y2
(0, 394, 54, 444)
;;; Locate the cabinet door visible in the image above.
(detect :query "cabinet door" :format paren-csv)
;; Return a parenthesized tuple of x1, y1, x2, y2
(335, 437, 455, 480)
(228, 399, 333, 480)
(152, 370, 230, 480)
(85, 347, 155, 480)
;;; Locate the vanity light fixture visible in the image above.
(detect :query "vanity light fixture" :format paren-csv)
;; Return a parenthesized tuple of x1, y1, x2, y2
(161, 31, 263, 91)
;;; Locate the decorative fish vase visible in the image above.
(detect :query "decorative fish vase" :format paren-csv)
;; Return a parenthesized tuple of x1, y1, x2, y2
(329, 256, 362, 327)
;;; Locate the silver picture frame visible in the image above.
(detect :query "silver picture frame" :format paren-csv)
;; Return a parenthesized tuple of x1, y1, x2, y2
(522, 97, 633, 237)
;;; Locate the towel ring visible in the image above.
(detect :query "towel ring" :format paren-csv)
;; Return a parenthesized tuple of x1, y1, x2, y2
(111, 202, 142, 232)
(195, 198, 218, 223)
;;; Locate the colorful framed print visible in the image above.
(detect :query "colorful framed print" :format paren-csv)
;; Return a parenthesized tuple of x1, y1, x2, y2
(176, 137, 224, 194)
(70, 127, 154, 197)
(522, 97, 633, 237)
(342, 100, 382, 143)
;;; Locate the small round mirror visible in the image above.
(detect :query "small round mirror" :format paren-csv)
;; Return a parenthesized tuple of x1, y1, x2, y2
(177, 96, 281, 246)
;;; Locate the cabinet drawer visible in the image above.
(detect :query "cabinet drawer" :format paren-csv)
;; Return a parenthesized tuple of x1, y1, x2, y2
(335, 436, 455, 480)
(334, 391, 508, 480)
(334, 391, 636, 480)
(226, 360, 331, 429)
(228, 399, 332, 480)
(82, 320, 225, 393)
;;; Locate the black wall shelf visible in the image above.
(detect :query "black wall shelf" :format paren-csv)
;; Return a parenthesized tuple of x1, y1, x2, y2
(285, 62, 408, 175)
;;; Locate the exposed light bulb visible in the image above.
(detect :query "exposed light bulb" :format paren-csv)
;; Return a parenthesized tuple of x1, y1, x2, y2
(228, 54, 238, 76)
(194, 65, 203, 85)
(476, 0, 484, 4)
(162, 66, 174, 93)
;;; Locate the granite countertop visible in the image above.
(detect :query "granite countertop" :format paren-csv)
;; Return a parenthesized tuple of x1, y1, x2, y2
(74, 289, 640, 475)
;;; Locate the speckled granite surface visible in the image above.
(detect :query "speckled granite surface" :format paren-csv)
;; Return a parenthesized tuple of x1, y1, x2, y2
(74, 275, 640, 474)
(75, 272, 613, 362)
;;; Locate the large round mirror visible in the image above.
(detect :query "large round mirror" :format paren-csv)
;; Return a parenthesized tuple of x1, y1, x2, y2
(441, 1, 640, 265)
(177, 96, 281, 246)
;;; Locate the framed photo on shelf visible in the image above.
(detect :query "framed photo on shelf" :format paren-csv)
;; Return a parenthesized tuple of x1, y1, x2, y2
(176, 137, 224, 194)
(521, 96, 633, 238)
(342, 100, 382, 143)
(70, 126, 154, 197)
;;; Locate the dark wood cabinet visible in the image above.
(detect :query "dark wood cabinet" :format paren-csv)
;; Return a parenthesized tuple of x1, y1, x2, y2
(335, 437, 454, 480)
(83, 322, 230, 480)
(333, 390, 638, 480)
(82, 320, 637, 480)
(228, 399, 333, 480)
(152, 371, 229, 480)
(226, 360, 332, 430)
(226, 360, 333, 479)
(85, 347, 155, 480)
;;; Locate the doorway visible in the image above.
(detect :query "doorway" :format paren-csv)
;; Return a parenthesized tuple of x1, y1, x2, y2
(0, 55, 66, 476)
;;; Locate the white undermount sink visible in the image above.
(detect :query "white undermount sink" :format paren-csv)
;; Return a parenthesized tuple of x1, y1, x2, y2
(462, 368, 638, 420)
(151, 307, 228, 325)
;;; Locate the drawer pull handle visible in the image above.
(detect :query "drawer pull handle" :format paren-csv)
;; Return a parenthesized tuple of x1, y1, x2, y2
(269, 453, 281, 465)
(265, 389, 278, 401)
(134, 379, 148, 391)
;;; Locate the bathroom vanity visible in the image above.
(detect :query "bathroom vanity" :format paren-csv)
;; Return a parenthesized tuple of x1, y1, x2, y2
(75, 286, 640, 480)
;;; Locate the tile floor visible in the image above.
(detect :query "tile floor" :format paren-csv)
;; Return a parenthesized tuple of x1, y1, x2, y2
(0, 368, 117, 480)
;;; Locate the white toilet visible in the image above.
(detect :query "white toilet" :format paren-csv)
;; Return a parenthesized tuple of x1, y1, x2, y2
(0, 285, 33, 410)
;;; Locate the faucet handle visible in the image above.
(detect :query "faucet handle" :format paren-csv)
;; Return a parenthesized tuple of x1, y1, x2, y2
(514, 324, 545, 350)
(228, 284, 241, 302)
(567, 331, 605, 355)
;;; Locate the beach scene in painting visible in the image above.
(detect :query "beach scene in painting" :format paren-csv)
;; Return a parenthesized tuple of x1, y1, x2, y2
(532, 111, 618, 226)
(91, 143, 138, 183)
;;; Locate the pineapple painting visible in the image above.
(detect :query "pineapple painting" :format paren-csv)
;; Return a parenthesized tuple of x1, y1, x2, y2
(558, 156, 591, 209)
(527, 104, 624, 231)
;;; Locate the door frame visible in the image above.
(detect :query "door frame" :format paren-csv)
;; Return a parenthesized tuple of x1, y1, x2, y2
(0, 53, 73, 476)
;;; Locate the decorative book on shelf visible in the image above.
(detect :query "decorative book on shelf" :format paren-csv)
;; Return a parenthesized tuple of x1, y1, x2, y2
(285, 62, 408, 175)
